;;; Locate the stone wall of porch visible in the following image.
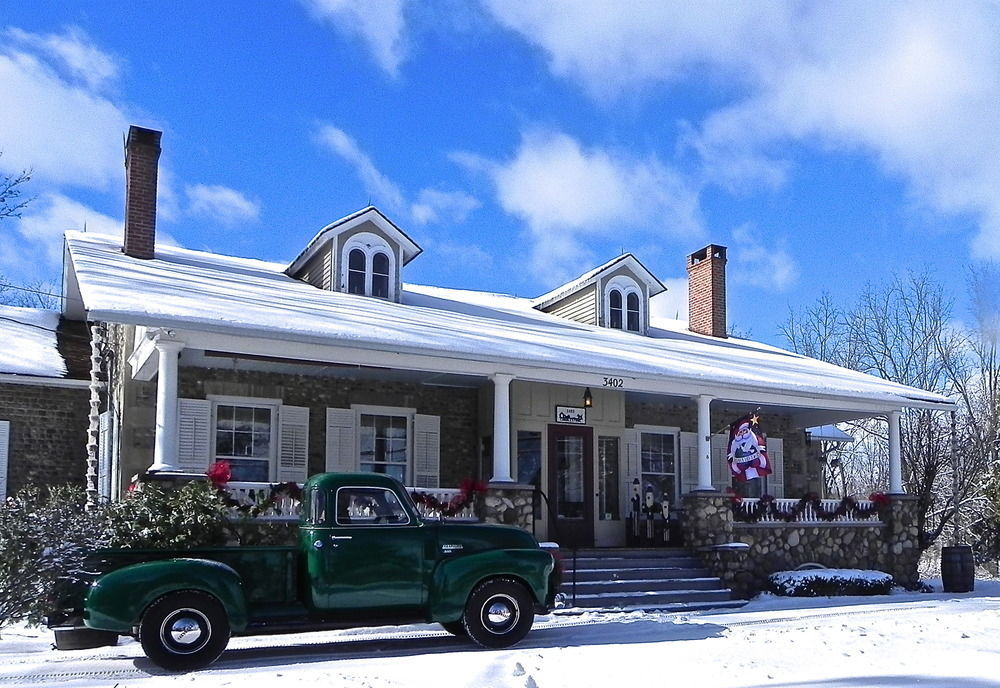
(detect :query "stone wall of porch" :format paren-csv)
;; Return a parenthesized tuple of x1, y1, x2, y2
(683, 492, 921, 597)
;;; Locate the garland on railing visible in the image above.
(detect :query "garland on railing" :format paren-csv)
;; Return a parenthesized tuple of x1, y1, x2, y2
(206, 461, 303, 518)
(410, 478, 489, 517)
(729, 490, 890, 523)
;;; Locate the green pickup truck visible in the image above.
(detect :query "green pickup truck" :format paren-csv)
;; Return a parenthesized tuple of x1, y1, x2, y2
(52, 473, 556, 671)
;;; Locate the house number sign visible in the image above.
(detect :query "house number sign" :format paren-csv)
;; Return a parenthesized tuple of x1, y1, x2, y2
(602, 377, 625, 388)
(555, 405, 587, 425)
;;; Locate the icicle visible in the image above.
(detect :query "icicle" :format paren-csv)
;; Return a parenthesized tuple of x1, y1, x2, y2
(85, 323, 105, 510)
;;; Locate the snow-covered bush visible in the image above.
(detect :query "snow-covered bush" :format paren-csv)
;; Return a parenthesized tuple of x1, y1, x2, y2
(0, 485, 104, 633)
(768, 569, 894, 597)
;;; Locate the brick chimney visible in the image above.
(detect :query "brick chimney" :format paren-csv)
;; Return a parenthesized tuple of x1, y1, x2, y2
(123, 125, 162, 260)
(687, 244, 728, 338)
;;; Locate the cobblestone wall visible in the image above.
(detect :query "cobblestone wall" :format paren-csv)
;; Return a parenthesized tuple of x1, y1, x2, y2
(481, 483, 535, 531)
(683, 493, 923, 597)
(0, 382, 90, 493)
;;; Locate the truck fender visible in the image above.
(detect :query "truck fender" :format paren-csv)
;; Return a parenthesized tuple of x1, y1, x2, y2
(428, 549, 553, 623)
(84, 558, 249, 635)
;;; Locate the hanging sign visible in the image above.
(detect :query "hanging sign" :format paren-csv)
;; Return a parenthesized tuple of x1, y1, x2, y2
(555, 405, 587, 425)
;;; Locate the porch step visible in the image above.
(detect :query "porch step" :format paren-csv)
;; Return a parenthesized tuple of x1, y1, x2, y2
(555, 547, 740, 611)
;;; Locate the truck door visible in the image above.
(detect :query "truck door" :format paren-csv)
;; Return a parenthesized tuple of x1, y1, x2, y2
(307, 485, 427, 614)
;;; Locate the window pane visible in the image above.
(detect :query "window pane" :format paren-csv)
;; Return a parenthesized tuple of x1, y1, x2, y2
(228, 458, 269, 482)
(372, 252, 389, 275)
(358, 413, 409, 480)
(609, 289, 623, 329)
(555, 436, 584, 519)
(627, 292, 640, 332)
(598, 436, 620, 520)
(348, 248, 366, 271)
(233, 406, 254, 431)
(516, 431, 541, 486)
(372, 274, 389, 298)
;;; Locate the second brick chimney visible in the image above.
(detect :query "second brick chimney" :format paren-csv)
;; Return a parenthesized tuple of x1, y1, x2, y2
(123, 125, 162, 260)
(687, 244, 728, 338)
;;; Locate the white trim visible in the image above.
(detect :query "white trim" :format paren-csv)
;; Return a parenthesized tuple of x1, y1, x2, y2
(340, 232, 397, 300)
(603, 275, 645, 334)
(0, 374, 90, 388)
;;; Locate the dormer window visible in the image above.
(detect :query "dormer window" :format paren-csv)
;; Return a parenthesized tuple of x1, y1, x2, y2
(604, 276, 644, 333)
(341, 232, 396, 300)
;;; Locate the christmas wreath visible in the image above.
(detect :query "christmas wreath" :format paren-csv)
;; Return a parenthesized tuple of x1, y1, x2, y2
(731, 491, 889, 523)
(206, 461, 303, 518)
(410, 478, 488, 517)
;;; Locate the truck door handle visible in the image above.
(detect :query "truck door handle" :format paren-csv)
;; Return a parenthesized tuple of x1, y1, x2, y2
(330, 536, 353, 541)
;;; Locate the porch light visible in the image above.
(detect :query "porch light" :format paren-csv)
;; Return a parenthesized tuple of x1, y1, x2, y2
(583, 387, 593, 408)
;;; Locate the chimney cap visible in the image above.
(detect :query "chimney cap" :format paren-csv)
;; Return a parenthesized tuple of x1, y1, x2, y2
(126, 125, 162, 148)
(688, 244, 727, 266)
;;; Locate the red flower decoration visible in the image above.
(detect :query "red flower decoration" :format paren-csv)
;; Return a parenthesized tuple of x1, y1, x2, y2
(869, 492, 890, 507)
(206, 461, 232, 488)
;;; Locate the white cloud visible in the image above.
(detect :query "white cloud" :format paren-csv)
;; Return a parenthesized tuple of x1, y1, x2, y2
(463, 128, 703, 282)
(484, 2, 1000, 260)
(185, 184, 261, 226)
(411, 189, 480, 225)
(728, 224, 798, 291)
(6, 26, 121, 91)
(314, 123, 478, 226)
(649, 278, 688, 323)
(299, 0, 408, 77)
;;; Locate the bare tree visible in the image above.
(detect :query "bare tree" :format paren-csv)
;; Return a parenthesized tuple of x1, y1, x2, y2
(0, 277, 60, 309)
(0, 153, 32, 220)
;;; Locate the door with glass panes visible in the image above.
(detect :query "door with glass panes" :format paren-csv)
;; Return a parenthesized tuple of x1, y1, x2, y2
(547, 425, 594, 547)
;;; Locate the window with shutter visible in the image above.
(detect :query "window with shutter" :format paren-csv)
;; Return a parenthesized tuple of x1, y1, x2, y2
(413, 414, 440, 488)
(278, 406, 310, 484)
(326, 408, 357, 473)
(177, 398, 212, 473)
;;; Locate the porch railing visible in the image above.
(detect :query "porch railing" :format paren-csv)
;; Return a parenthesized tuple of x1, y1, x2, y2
(736, 497, 882, 524)
(223, 483, 478, 522)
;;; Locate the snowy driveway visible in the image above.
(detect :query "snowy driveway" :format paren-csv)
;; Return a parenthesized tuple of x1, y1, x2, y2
(2, 582, 998, 688)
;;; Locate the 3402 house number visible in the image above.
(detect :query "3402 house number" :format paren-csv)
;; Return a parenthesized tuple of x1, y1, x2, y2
(602, 377, 624, 388)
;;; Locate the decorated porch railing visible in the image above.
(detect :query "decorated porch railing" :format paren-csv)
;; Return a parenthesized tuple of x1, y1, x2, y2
(734, 496, 884, 524)
(223, 482, 478, 521)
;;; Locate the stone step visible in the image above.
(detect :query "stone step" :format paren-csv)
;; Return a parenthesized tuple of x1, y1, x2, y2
(554, 598, 747, 615)
(565, 557, 703, 570)
(562, 566, 713, 583)
(560, 577, 725, 594)
(560, 588, 736, 609)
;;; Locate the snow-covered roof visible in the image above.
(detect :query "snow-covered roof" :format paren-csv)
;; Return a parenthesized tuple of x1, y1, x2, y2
(64, 231, 953, 411)
(533, 253, 666, 309)
(0, 305, 67, 378)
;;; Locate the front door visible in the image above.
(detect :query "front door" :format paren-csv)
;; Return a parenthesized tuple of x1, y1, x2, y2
(548, 425, 594, 548)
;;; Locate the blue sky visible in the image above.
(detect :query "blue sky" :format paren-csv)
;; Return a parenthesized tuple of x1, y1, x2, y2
(2, 1, 999, 345)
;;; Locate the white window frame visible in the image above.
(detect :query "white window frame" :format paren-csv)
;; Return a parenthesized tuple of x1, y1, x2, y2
(353, 404, 416, 484)
(209, 395, 281, 482)
(340, 232, 397, 300)
(603, 275, 644, 334)
(634, 424, 680, 506)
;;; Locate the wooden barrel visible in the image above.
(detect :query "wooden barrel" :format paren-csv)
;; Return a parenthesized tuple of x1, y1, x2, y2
(941, 545, 975, 593)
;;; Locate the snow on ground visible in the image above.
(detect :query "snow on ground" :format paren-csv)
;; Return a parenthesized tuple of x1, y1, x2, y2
(2, 580, 999, 688)
(0, 305, 65, 378)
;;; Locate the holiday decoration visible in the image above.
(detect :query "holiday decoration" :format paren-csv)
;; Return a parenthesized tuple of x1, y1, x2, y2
(204, 461, 302, 518)
(410, 478, 488, 517)
(727, 413, 772, 481)
(731, 492, 890, 523)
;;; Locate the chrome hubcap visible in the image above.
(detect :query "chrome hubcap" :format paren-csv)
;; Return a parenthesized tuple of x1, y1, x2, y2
(161, 608, 211, 654)
(482, 594, 519, 634)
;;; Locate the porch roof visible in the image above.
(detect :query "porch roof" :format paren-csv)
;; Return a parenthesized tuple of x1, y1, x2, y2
(64, 232, 953, 412)
(0, 304, 67, 379)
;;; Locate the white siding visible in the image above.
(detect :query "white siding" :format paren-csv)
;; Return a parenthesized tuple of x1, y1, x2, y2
(278, 405, 310, 483)
(679, 431, 698, 495)
(711, 433, 732, 492)
(768, 437, 785, 497)
(546, 284, 598, 325)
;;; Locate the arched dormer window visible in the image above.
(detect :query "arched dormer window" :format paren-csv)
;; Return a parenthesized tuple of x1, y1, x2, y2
(340, 232, 397, 300)
(604, 276, 644, 333)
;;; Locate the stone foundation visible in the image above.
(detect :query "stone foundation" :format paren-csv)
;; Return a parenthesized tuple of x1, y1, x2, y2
(683, 492, 923, 597)
(481, 483, 535, 530)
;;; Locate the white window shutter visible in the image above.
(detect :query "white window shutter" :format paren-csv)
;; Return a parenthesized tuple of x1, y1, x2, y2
(413, 414, 440, 488)
(711, 433, 732, 492)
(98, 411, 112, 500)
(177, 399, 212, 473)
(278, 406, 310, 484)
(0, 420, 9, 500)
(325, 408, 356, 473)
(768, 437, 785, 498)
(679, 431, 698, 495)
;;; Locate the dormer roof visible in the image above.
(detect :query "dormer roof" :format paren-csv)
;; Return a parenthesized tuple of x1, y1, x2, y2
(532, 253, 666, 310)
(286, 206, 422, 276)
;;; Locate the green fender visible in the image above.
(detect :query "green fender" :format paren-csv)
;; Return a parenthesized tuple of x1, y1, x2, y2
(84, 558, 248, 634)
(429, 548, 554, 623)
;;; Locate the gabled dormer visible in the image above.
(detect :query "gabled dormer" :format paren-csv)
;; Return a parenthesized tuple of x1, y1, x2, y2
(533, 254, 665, 335)
(286, 207, 422, 303)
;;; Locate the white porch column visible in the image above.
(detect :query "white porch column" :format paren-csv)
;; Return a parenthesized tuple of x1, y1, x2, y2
(888, 410, 903, 494)
(149, 338, 185, 473)
(696, 395, 714, 491)
(490, 373, 515, 482)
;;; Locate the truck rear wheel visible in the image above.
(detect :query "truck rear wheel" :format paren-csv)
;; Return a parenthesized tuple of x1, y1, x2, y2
(462, 578, 534, 649)
(139, 591, 230, 672)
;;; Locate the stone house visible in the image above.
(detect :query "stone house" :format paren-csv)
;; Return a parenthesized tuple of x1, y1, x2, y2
(0, 304, 91, 497)
(60, 126, 952, 592)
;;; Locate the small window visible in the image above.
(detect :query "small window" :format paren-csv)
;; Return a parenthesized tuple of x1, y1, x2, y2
(305, 486, 327, 526)
(336, 486, 410, 526)
(641, 431, 677, 508)
(626, 292, 640, 332)
(215, 404, 273, 482)
(371, 252, 390, 298)
(609, 289, 623, 329)
(358, 413, 409, 483)
(347, 249, 366, 295)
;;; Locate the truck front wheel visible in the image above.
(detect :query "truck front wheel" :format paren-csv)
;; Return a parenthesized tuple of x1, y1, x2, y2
(139, 591, 230, 671)
(462, 578, 534, 649)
